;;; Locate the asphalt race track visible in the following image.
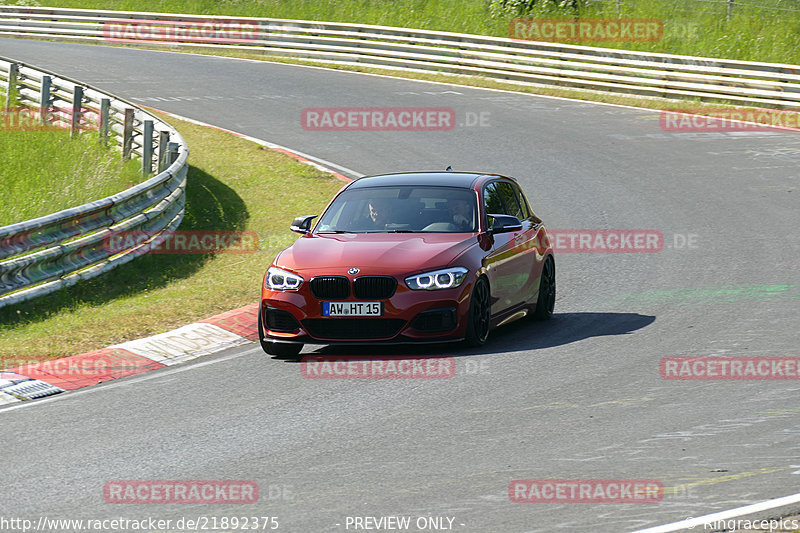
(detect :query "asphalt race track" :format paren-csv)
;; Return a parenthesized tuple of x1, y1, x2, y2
(1, 39, 799, 532)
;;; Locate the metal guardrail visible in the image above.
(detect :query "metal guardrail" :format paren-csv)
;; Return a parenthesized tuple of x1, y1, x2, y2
(1, 5, 800, 109)
(0, 54, 189, 309)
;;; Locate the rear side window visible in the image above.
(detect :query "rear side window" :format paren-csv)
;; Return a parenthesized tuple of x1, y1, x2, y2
(495, 182, 524, 219)
(484, 180, 536, 227)
(512, 183, 531, 220)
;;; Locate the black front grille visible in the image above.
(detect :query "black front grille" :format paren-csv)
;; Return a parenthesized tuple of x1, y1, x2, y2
(310, 276, 350, 299)
(353, 276, 397, 299)
(411, 307, 457, 332)
(302, 318, 406, 340)
(265, 308, 301, 332)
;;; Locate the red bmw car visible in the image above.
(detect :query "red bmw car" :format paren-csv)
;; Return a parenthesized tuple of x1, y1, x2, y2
(259, 171, 555, 357)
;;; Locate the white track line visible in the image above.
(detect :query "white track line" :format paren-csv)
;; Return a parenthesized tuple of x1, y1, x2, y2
(633, 492, 800, 532)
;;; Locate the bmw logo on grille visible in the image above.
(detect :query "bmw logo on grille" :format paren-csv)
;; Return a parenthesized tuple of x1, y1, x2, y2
(348, 267, 360, 275)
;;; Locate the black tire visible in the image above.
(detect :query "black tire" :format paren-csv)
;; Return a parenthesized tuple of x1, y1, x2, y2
(532, 256, 555, 320)
(258, 313, 304, 358)
(464, 276, 491, 347)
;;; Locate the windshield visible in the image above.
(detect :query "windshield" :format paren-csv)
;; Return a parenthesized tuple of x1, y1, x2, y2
(314, 186, 478, 233)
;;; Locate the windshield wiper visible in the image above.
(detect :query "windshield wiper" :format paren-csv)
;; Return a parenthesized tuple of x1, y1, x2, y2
(316, 230, 355, 234)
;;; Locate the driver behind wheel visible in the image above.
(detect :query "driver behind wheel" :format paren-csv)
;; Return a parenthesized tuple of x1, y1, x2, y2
(449, 198, 473, 230)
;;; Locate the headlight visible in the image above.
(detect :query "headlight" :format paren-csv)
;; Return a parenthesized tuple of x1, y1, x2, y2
(264, 266, 304, 291)
(405, 267, 468, 291)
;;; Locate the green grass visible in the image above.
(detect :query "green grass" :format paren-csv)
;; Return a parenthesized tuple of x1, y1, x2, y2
(1, 89, 143, 226)
(0, 110, 345, 362)
(0, 127, 143, 226)
(10, 0, 800, 64)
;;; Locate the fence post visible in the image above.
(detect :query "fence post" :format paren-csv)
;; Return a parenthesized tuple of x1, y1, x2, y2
(4, 63, 18, 112)
(727, 0, 733, 20)
(157, 130, 169, 173)
(122, 108, 134, 161)
(167, 141, 180, 165)
(70, 85, 83, 138)
(142, 119, 154, 175)
(99, 98, 110, 146)
(39, 75, 51, 125)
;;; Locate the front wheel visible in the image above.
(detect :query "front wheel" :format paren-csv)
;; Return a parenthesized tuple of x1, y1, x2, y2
(532, 256, 555, 320)
(258, 313, 304, 358)
(464, 276, 491, 347)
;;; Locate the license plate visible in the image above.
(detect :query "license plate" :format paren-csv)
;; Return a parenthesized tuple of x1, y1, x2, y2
(322, 301, 382, 317)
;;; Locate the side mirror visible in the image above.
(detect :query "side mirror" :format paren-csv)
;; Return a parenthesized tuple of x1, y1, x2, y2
(488, 214, 523, 234)
(290, 215, 317, 234)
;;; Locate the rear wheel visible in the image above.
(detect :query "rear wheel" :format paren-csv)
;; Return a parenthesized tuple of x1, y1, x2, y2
(532, 256, 555, 320)
(258, 312, 304, 358)
(464, 277, 491, 347)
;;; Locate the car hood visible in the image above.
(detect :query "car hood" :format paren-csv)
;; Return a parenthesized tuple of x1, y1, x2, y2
(276, 232, 477, 275)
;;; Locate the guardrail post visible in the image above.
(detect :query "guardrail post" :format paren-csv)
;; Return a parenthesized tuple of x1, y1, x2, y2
(157, 130, 170, 172)
(39, 75, 51, 125)
(99, 98, 110, 146)
(4, 63, 18, 111)
(167, 141, 180, 165)
(70, 86, 84, 138)
(122, 108, 133, 161)
(142, 119, 154, 175)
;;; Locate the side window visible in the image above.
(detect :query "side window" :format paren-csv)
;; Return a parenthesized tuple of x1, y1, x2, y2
(496, 182, 523, 219)
(483, 182, 504, 215)
(512, 183, 531, 220)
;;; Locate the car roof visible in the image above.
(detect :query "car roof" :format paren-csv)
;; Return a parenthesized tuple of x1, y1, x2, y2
(347, 171, 513, 190)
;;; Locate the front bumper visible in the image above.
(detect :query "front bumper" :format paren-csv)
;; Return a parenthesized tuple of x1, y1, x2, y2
(260, 276, 473, 344)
